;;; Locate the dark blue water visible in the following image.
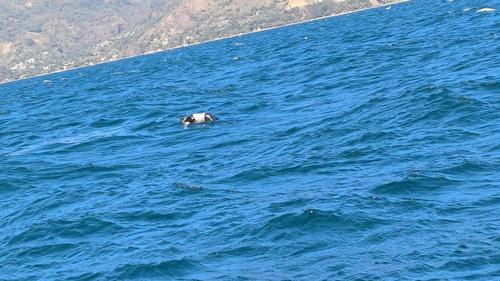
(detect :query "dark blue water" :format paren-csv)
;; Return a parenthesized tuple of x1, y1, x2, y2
(1, 0, 499, 280)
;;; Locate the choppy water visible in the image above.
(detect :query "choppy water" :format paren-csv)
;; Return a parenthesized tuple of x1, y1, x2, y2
(1, 0, 499, 280)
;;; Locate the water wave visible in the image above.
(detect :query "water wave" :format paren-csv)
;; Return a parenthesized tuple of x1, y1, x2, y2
(0, 0, 498, 279)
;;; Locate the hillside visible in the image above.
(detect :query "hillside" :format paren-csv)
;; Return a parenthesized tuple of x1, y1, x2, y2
(0, 0, 402, 83)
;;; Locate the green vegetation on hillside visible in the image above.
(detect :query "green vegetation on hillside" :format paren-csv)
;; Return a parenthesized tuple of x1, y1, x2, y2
(0, 0, 401, 83)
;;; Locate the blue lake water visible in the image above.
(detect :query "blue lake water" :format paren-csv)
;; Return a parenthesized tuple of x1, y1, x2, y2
(1, 0, 499, 279)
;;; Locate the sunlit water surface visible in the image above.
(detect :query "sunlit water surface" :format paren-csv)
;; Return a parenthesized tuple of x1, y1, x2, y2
(1, 0, 499, 280)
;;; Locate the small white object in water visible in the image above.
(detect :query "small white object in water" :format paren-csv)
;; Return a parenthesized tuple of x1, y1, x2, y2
(232, 56, 239, 60)
(386, 6, 391, 10)
(477, 8, 495, 13)
(180, 112, 216, 127)
(464, 8, 471, 12)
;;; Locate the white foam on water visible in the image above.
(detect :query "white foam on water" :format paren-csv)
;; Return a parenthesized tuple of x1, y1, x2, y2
(477, 8, 495, 13)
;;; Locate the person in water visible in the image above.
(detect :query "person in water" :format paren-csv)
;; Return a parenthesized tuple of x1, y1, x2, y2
(181, 112, 216, 127)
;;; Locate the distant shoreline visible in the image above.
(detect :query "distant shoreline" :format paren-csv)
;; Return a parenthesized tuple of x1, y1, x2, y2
(1, 0, 409, 86)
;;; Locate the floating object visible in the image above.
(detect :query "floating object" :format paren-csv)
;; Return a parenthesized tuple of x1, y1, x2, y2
(386, 6, 392, 10)
(173, 182, 203, 191)
(477, 8, 495, 12)
(180, 112, 216, 127)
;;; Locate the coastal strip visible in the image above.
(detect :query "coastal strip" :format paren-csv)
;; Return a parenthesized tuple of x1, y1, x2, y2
(0, 0, 409, 86)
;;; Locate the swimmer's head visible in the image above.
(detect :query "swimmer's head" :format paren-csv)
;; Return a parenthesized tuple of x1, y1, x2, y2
(180, 115, 193, 126)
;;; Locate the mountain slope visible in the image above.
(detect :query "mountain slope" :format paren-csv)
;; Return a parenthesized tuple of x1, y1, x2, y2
(0, 0, 401, 83)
